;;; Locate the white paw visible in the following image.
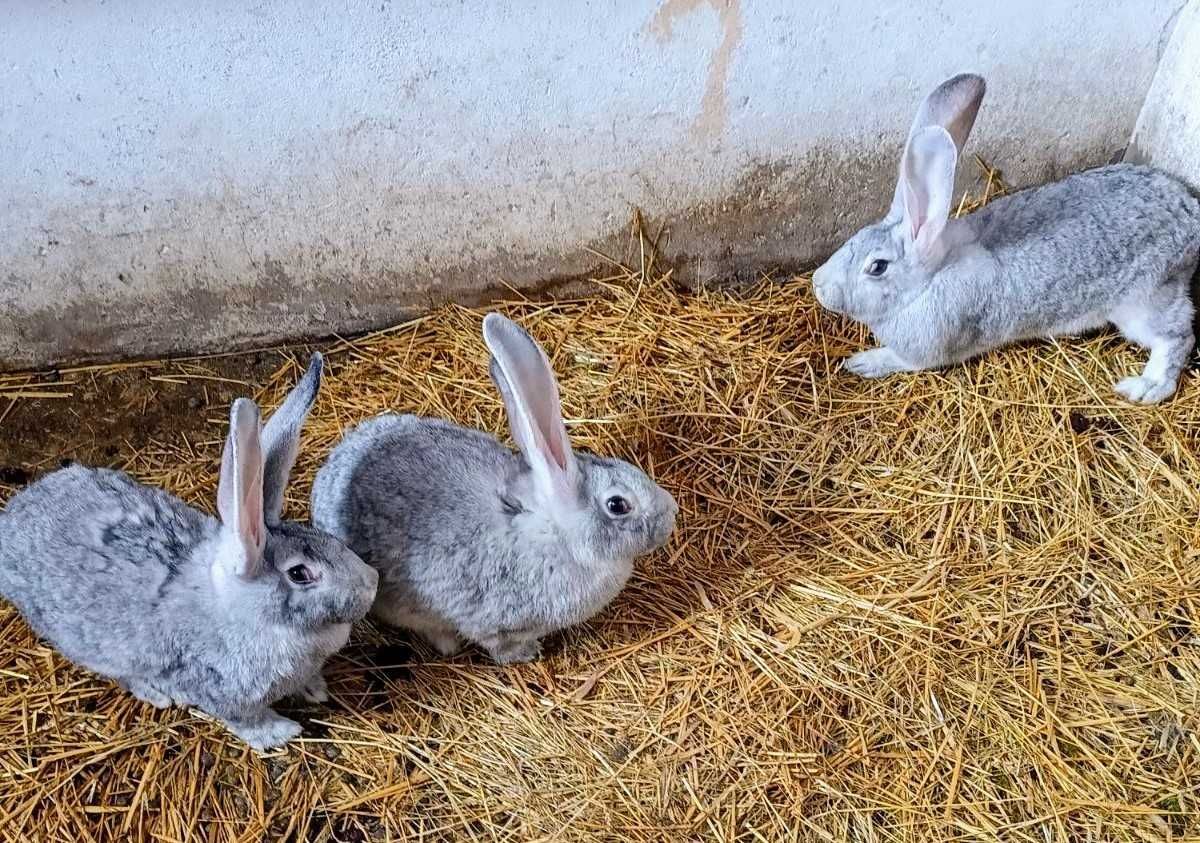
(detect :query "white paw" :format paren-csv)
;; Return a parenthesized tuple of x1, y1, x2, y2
(127, 681, 173, 709)
(231, 715, 303, 751)
(426, 630, 463, 657)
(845, 348, 904, 379)
(1115, 375, 1175, 405)
(300, 675, 329, 704)
(489, 638, 542, 665)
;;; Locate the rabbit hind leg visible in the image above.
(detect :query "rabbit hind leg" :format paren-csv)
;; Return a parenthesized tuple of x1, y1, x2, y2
(1110, 276, 1194, 405)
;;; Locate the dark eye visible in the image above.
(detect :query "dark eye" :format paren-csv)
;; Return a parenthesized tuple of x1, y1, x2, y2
(287, 564, 314, 585)
(605, 496, 632, 516)
(865, 258, 889, 277)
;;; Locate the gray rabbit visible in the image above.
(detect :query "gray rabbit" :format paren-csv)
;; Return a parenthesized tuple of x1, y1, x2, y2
(0, 355, 378, 750)
(812, 72, 1200, 404)
(311, 313, 677, 664)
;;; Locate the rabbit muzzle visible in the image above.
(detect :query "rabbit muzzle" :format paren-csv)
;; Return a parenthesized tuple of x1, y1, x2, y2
(327, 563, 379, 625)
(648, 493, 679, 551)
(810, 263, 841, 313)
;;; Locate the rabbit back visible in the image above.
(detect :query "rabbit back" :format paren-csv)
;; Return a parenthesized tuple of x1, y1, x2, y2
(0, 465, 355, 718)
(312, 414, 634, 642)
(313, 415, 525, 632)
(0, 465, 223, 693)
(312, 413, 509, 546)
(965, 164, 1200, 338)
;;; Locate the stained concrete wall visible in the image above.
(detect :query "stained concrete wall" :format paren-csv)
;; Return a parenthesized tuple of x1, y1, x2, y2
(1128, 0, 1200, 190)
(0, 0, 1185, 369)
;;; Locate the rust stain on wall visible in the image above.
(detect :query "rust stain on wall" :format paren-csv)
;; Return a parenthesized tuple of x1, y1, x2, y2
(649, 0, 744, 139)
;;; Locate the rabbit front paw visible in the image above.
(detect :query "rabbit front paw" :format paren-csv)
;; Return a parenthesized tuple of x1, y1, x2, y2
(484, 635, 542, 665)
(424, 629, 464, 658)
(844, 347, 912, 379)
(225, 711, 304, 751)
(126, 679, 174, 709)
(300, 673, 329, 704)
(1115, 375, 1175, 405)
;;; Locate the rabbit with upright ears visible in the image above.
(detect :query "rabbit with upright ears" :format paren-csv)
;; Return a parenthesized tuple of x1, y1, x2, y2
(812, 72, 1200, 404)
(0, 355, 378, 750)
(311, 313, 678, 664)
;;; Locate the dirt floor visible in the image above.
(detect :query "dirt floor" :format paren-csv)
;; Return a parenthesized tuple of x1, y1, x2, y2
(1, 247, 1199, 841)
(0, 351, 295, 477)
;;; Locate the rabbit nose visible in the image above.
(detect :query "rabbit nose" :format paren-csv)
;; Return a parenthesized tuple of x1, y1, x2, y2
(653, 498, 679, 548)
(664, 489, 679, 512)
(811, 265, 838, 311)
(812, 264, 832, 293)
(657, 520, 676, 549)
(661, 490, 680, 521)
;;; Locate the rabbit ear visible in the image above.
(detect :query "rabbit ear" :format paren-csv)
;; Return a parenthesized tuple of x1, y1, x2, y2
(260, 353, 323, 525)
(216, 398, 266, 578)
(900, 126, 958, 261)
(482, 313, 579, 507)
(889, 73, 986, 219)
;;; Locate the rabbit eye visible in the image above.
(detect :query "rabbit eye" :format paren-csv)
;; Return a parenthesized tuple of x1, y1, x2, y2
(287, 564, 314, 585)
(865, 258, 890, 277)
(605, 496, 632, 517)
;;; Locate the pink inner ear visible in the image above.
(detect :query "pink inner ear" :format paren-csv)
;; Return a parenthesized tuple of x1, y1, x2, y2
(484, 314, 578, 495)
(550, 438, 568, 471)
(243, 473, 264, 551)
(502, 337, 571, 472)
(535, 396, 569, 471)
(903, 180, 924, 242)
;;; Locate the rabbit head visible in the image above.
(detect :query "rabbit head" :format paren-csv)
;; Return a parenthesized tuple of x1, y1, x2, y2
(483, 313, 678, 564)
(812, 73, 986, 325)
(213, 354, 378, 628)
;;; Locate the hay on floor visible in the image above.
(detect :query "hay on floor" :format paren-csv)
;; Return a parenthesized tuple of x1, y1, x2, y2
(1, 180, 1199, 841)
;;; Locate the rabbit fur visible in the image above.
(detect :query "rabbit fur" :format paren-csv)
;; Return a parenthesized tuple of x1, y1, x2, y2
(0, 355, 378, 750)
(812, 73, 1200, 404)
(311, 314, 678, 664)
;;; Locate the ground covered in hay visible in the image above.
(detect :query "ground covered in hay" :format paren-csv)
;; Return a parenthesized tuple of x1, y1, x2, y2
(1, 238, 1199, 841)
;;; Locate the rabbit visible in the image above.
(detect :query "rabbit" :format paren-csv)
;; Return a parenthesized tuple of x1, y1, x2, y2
(0, 354, 378, 750)
(310, 313, 678, 665)
(811, 72, 1200, 404)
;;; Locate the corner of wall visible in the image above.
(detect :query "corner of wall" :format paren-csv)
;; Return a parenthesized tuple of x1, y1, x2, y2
(1126, 0, 1200, 191)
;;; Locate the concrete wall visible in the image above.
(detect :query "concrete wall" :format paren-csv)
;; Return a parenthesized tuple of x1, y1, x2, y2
(0, 0, 1185, 369)
(1128, 0, 1200, 190)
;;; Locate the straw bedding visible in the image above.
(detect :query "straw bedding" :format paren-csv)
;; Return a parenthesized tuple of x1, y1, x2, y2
(0, 183, 1198, 841)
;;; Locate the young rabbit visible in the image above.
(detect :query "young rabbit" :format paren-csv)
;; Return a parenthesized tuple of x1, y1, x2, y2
(0, 355, 378, 750)
(311, 313, 678, 664)
(812, 72, 1200, 404)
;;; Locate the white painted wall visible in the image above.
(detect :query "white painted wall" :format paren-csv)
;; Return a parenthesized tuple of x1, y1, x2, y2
(1129, 0, 1200, 190)
(0, 0, 1184, 367)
